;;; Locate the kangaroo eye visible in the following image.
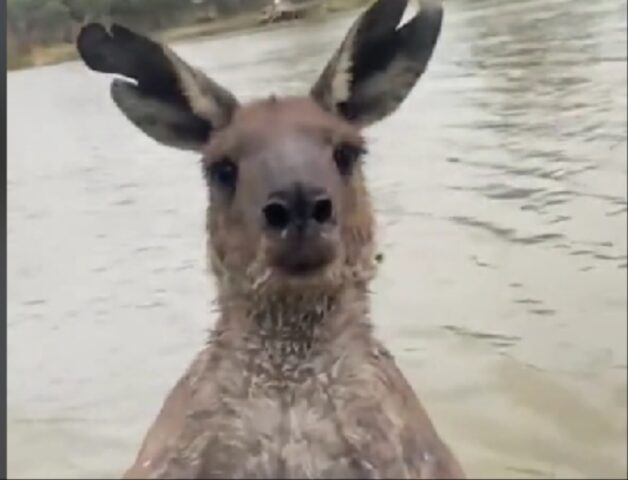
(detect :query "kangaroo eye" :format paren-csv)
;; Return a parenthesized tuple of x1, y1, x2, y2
(207, 158, 238, 190)
(333, 143, 365, 176)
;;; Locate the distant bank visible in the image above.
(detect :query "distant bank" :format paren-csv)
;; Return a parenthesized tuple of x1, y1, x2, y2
(7, 0, 370, 71)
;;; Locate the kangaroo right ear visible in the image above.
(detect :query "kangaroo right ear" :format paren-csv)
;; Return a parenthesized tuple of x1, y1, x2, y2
(311, 0, 443, 127)
(77, 23, 239, 151)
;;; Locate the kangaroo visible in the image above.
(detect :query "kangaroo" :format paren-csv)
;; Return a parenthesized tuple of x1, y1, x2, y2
(76, 0, 464, 478)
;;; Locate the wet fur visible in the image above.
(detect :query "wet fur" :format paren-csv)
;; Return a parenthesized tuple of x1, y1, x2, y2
(121, 99, 464, 479)
(76, 1, 464, 478)
(123, 289, 463, 479)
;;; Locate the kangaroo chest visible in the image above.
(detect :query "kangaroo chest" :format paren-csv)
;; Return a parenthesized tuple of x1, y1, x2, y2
(202, 376, 363, 478)
(130, 339, 450, 480)
(180, 347, 417, 480)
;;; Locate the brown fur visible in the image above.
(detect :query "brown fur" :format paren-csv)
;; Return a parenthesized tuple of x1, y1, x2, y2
(122, 96, 464, 479)
(204, 98, 373, 295)
(76, 1, 464, 477)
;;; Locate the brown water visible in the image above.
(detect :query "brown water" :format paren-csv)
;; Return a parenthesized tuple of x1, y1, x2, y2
(7, 0, 627, 477)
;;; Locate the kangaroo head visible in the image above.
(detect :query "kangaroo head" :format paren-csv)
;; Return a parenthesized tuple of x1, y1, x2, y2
(77, 0, 443, 298)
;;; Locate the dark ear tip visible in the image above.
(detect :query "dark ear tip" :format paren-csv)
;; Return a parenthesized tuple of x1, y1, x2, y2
(77, 22, 142, 73)
(76, 22, 111, 70)
(417, 0, 444, 21)
(77, 22, 134, 50)
(77, 22, 107, 50)
(407, 0, 444, 48)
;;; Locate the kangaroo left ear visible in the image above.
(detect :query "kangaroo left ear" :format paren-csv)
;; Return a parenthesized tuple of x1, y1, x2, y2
(311, 0, 443, 127)
(77, 23, 239, 151)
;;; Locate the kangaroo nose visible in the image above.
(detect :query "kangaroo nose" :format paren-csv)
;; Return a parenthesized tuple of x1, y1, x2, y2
(262, 184, 333, 233)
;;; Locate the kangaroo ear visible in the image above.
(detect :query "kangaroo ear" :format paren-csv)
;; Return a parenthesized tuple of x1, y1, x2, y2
(77, 23, 239, 151)
(311, 0, 443, 127)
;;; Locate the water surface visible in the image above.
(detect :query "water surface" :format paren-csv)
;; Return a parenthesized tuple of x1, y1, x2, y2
(7, 0, 627, 477)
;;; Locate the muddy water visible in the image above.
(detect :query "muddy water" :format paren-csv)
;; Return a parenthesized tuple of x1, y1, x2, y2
(7, 0, 627, 477)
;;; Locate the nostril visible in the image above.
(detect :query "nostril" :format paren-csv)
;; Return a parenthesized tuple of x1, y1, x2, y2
(263, 201, 291, 231)
(312, 197, 333, 224)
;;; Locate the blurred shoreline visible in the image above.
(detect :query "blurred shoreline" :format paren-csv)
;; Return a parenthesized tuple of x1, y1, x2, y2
(7, 0, 369, 71)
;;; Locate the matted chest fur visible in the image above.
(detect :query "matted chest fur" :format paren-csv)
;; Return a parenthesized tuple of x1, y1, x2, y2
(127, 305, 459, 479)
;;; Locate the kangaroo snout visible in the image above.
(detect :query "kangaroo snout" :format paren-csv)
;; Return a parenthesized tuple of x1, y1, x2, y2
(262, 183, 335, 233)
(263, 182, 337, 276)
